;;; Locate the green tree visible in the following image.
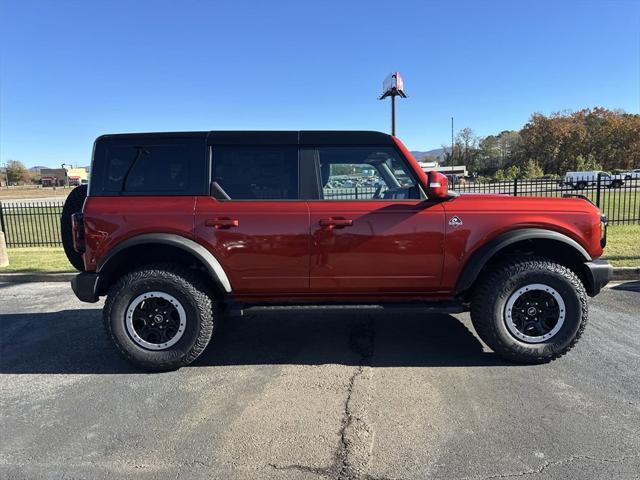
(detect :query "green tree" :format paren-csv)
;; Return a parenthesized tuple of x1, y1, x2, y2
(442, 108, 639, 177)
(523, 159, 544, 178)
(6, 160, 29, 184)
(574, 154, 602, 171)
(479, 130, 520, 173)
(505, 165, 521, 180)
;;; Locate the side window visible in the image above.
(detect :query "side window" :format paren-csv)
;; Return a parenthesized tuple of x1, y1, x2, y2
(124, 145, 191, 193)
(100, 139, 206, 195)
(104, 146, 137, 192)
(317, 147, 418, 200)
(212, 146, 299, 200)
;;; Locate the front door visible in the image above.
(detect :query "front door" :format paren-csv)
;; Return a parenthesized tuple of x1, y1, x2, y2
(194, 144, 309, 294)
(308, 146, 445, 294)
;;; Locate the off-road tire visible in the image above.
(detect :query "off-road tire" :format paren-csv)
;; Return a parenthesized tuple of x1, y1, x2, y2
(103, 264, 215, 371)
(470, 257, 588, 364)
(60, 184, 88, 271)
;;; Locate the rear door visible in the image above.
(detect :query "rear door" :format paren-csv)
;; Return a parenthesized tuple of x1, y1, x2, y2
(306, 146, 445, 294)
(194, 142, 310, 294)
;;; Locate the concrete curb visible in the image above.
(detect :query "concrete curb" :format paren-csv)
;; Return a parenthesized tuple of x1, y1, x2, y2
(611, 267, 640, 281)
(0, 272, 75, 283)
(1, 267, 639, 284)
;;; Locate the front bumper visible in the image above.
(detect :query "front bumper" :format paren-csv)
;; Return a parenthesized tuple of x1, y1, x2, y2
(71, 272, 101, 303)
(583, 259, 613, 296)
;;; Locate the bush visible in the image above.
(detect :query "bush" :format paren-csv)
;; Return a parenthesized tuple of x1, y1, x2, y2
(506, 165, 521, 180)
(575, 154, 602, 172)
(523, 159, 544, 179)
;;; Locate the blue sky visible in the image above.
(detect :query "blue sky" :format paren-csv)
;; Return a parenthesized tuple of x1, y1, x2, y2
(1, 0, 639, 168)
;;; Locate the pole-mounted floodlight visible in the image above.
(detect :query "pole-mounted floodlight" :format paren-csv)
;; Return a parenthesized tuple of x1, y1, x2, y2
(379, 72, 407, 136)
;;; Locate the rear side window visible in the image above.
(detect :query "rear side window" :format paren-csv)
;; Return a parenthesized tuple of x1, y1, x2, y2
(91, 137, 207, 196)
(212, 146, 298, 200)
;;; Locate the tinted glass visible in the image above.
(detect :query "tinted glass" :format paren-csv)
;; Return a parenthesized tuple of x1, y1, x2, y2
(212, 146, 299, 200)
(96, 138, 206, 195)
(317, 147, 418, 200)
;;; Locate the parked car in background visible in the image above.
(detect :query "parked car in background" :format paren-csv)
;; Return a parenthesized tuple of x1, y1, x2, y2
(623, 169, 640, 180)
(561, 171, 624, 189)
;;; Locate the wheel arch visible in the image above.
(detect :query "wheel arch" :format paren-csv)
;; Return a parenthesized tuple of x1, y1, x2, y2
(455, 228, 593, 298)
(96, 234, 231, 296)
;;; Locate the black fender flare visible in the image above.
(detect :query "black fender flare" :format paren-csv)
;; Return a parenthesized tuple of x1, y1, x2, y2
(454, 228, 592, 295)
(97, 233, 232, 293)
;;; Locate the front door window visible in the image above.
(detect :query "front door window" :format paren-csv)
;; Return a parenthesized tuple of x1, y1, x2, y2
(318, 147, 421, 201)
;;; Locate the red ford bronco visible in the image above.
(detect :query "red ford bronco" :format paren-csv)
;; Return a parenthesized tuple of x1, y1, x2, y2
(62, 131, 612, 371)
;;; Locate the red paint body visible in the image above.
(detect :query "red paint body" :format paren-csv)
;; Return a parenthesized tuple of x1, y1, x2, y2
(81, 136, 604, 303)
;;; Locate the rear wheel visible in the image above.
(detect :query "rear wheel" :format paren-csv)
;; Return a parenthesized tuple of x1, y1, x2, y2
(60, 185, 87, 271)
(575, 181, 586, 189)
(470, 257, 587, 363)
(103, 264, 215, 371)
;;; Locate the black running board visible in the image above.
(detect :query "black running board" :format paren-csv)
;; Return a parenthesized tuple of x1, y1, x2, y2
(222, 300, 466, 317)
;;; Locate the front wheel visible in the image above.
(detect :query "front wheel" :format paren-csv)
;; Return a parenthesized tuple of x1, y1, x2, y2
(470, 258, 588, 364)
(103, 264, 215, 371)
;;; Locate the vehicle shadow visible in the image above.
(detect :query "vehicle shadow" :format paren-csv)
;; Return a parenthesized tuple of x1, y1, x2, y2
(0, 308, 514, 375)
(611, 280, 640, 293)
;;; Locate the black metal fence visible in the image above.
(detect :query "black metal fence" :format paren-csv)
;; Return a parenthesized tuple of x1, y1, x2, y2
(0, 201, 64, 248)
(449, 175, 640, 225)
(324, 187, 378, 199)
(0, 175, 638, 248)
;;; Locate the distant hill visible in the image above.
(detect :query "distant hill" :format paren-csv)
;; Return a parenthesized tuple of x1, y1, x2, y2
(26, 165, 90, 172)
(410, 148, 449, 161)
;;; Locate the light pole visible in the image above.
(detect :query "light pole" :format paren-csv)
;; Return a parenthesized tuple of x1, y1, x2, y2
(379, 72, 407, 136)
(61, 163, 71, 188)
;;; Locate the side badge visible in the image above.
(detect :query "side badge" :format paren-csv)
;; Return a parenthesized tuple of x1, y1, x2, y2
(449, 216, 463, 227)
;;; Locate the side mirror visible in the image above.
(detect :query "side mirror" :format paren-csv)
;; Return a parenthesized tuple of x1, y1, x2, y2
(426, 171, 449, 199)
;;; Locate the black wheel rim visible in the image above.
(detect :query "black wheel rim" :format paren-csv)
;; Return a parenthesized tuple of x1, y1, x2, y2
(126, 292, 187, 350)
(504, 284, 566, 343)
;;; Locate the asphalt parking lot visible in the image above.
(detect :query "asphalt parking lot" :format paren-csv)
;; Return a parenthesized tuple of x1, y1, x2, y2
(1, 281, 639, 479)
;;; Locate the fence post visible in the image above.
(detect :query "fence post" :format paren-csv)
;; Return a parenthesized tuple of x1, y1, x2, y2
(0, 203, 8, 266)
(513, 178, 518, 196)
(595, 173, 602, 208)
(0, 202, 5, 234)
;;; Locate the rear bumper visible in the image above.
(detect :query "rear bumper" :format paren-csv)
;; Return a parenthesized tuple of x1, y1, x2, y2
(584, 259, 613, 296)
(71, 272, 101, 303)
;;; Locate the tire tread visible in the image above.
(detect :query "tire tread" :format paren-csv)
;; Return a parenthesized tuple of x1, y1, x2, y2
(103, 263, 215, 371)
(470, 256, 588, 364)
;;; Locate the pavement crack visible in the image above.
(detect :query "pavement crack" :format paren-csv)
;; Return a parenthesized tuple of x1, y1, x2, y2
(268, 316, 377, 480)
(477, 454, 637, 479)
(334, 315, 375, 480)
(269, 462, 333, 478)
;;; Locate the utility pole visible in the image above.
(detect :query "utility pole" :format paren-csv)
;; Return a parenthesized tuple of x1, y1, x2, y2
(379, 72, 407, 136)
(451, 117, 454, 165)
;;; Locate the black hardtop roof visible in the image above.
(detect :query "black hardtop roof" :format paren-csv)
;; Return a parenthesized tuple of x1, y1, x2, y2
(96, 130, 394, 146)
